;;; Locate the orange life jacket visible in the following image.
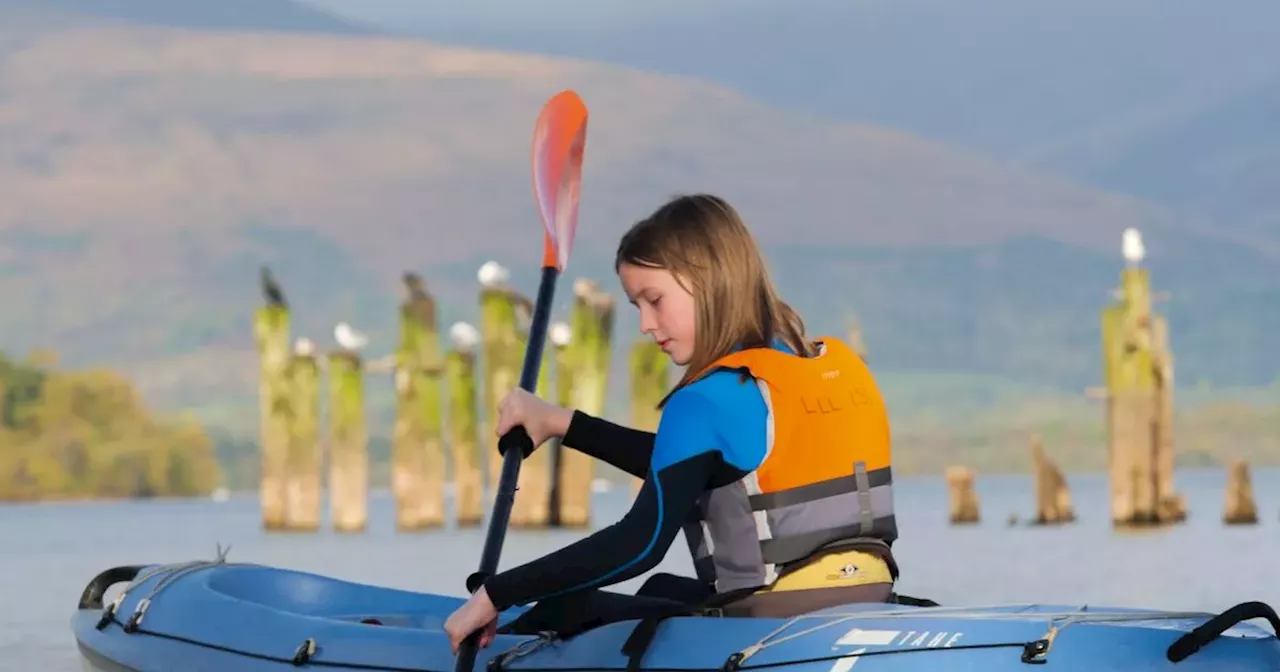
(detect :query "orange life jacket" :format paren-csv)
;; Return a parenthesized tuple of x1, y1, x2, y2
(680, 336, 898, 593)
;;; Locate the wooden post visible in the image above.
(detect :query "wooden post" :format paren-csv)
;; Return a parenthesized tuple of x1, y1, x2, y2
(1101, 229, 1184, 528)
(1223, 458, 1258, 525)
(477, 262, 522, 502)
(1150, 315, 1186, 523)
(328, 348, 367, 533)
(282, 339, 322, 531)
(510, 308, 554, 528)
(547, 321, 574, 527)
(558, 278, 615, 528)
(629, 339, 668, 494)
(1029, 434, 1074, 525)
(392, 273, 446, 530)
(446, 322, 484, 527)
(946, 465, 980, 524)
(254, 266, 291, 531)
(847, 314, 869, 360)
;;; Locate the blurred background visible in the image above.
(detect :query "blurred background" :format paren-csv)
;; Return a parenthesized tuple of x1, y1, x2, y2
(1, 1, 1277, 669)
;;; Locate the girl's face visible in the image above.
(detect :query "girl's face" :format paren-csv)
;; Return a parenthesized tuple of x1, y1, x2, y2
(618, 261, 696, 366)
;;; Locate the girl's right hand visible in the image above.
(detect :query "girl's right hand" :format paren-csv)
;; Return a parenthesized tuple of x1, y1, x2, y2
(494, 387, 573, 451)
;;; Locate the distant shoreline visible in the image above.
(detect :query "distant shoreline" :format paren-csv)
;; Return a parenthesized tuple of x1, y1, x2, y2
(5, 464, 1275, 506)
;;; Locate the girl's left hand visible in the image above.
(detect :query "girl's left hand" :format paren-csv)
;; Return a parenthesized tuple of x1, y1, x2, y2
(444, 586, 500, 654)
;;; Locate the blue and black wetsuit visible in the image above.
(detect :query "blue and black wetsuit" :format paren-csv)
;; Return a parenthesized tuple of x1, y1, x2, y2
(483, 367, 771, 612)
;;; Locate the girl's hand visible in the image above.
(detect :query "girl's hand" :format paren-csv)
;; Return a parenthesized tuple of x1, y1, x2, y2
(443, 586, 499, 654)
(494, 387, 573, 450)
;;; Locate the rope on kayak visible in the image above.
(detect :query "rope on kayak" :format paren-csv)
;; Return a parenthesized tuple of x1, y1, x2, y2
(98, 611, 450, 671)
(717, 604, 1238, 669)
(95, 543, 239, 632)
(486, 631, 561, 672)
(120, 543, 247, 633)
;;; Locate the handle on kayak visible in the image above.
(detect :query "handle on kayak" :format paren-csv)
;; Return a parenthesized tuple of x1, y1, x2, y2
(77, 565, 147, 610)
(1167, 601, 1280, 663)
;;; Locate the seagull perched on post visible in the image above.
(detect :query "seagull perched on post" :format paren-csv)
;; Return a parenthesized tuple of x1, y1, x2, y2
(478, 261, 509, 287)
(334, 322, 368, 351)
(1122, 228, 1145, 267)
(294, 337, 316, 356)
(549, 321, 572, 347)
(449, 321, 480, 351)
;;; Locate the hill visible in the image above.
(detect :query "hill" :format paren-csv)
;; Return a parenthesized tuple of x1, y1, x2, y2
(308, 0, 1280, 248)
(0, 10, 1275, 436)
(2, 0, 369, 35)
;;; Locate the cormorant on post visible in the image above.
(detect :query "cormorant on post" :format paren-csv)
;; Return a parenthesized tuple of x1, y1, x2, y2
(403, 272, 430, 303)
(402, 271, 436, 325)
(260, 265, 287, 309)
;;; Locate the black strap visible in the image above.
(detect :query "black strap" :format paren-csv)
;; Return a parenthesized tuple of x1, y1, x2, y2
(466, 571, 489, 593)
(888, 592, 940, 607)
(1167, 601, 1280, 663)
(620, 586, 762, 672)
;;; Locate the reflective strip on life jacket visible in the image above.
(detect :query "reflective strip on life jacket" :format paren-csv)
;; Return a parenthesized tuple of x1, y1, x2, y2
(755, 462, 897, 566)
(679, 337, 898, 594)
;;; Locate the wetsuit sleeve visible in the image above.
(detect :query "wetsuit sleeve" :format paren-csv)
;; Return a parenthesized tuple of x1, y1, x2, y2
(483, 392, 729, 611)
(559, 410, 654, 479)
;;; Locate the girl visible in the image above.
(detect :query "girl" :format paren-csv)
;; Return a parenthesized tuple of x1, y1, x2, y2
(444, 193, 899, 652)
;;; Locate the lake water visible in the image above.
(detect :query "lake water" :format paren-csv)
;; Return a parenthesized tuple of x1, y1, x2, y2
(6, 467, 1279, 670)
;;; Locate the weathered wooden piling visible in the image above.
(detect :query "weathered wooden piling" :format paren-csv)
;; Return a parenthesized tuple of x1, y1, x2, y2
(558, 278, 615, 528)
(254, 266, 291, 530)
(446, 322, 484, 527)
(477, 261, 522, 498)
(1150, 315, 1186, 523)
(282, 338, 322, 531)
(1029, 435, 1074, 525)
(509, 322, 554, 528)
(1101, 228, 1184, 528)
(328, 346, 368, 533)
(392, 273, 447, 531)
(946, 465, 980, 524)
(547, 321, 574, 527)
(629, 339, 668, 493)
(847, 314, 869, 360)
(1223, 458, 1258, 525)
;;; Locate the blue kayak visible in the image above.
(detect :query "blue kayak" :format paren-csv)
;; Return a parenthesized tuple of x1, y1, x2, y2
(73, 558, 1280, 671)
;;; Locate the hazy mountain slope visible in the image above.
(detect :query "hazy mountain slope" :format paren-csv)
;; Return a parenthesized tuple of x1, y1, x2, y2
(303, 0, 1280, 246)
(0, 16, 1274, 419)
(2, 0, 370, 34)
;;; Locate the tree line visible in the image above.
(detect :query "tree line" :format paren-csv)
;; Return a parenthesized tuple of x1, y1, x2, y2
(0, 351, 222, 501)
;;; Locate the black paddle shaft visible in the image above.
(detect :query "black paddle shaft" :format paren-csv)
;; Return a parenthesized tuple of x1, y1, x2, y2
(455, 264, 560, 672)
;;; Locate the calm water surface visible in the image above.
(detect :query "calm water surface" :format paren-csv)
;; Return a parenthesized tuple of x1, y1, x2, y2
(5, 467, 1278, 670)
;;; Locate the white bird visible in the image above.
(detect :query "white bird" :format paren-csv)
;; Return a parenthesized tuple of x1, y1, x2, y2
(449, 321, 480, 350)
(549, 321, 572, 347)
(478, 261, 509, 287)
(334, 322, 368, 351)
(573, 277, 596, 298)
(1122, 228, 1145, 266)
(293, 337, 316, 356)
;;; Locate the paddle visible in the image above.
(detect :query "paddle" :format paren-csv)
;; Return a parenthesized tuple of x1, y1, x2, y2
(453, 89, 589, 672)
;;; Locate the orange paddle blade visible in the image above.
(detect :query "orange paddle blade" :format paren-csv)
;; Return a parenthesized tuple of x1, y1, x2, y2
(531, 90, 588, 271)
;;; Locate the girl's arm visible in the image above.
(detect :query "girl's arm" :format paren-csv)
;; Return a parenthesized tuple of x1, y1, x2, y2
(559, 410, 654, 478)
(484, 387, 752, 610)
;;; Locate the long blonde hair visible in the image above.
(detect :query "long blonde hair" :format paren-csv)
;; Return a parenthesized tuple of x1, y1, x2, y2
(615, 193, 816, 404)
